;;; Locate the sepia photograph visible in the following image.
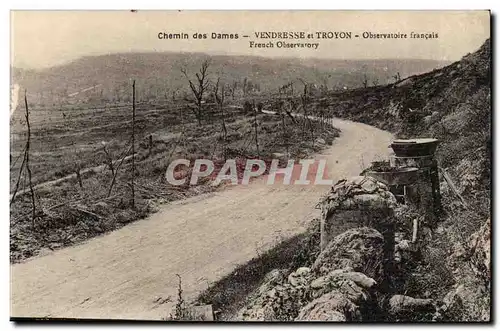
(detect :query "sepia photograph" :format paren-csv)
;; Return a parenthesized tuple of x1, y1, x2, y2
(9, 10, 491, 322)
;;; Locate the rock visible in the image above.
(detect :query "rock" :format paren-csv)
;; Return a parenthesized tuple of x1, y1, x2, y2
(423, 115, 433, 125)
(295, 267, 311, 276)
(240, 260, 376, 321)
(309, 269, 375, 303)
(439, 282, 490, 322)
(450, 242, 466, 259)
(389, 295, 435, 316)
(295, 291, 362, 321)
(240, 227, 383, 321)
(312, 227, 384, 281)
(272, 152, 285, 158)
(350, 193, 396, 211)
(239, 267, 312, 321)
(394, 239, 417, 262)
(396, 239, 411, 251)
(287, 267, 311, 287)
(435, 225, 445, 235)
(254, 269, 288, 298)
(315, 138, 326, 145)
(341, 271, 377, 289)
(439, 285, 468, 321)
(240, 303, 278, 321)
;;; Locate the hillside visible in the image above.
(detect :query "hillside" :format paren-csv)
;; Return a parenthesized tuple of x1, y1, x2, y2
(312, 38, 491, 321)
(11, 53, 447, 107)
(315, 39, 491, 205)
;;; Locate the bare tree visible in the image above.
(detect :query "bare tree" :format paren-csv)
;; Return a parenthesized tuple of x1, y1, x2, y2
(101, 142, 115, 178)
(281, 81, 294, 97)
(362, 73, 369, 88)
(393, 72, 402, 83)
(231, 81, 237, 99)
(320, 74, 330, 93)
(253, 100, 259, 157)
(278, 83, 297, 124)
(242, 77, 248, 97)
(281, 112, 289, 158)
(298, 79, 315, 145)
(10, 91, 37, 227)
(214, 77, 228, 160)
(131, 80, 136, 209)
(181, 59, 211, 125)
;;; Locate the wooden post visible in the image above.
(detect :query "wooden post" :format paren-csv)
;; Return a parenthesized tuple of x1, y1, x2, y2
(24, 91, 36, 227)
(179, 107, 186, 159)
(131, 80, 136, 208)
(281, 112, 288, 158)
(253, 100, 259, 157)
(221, 105, 227, 160)
(430, 160, 442, 217)
(76, 169, 83, 188)
(148, 134, 153, 156)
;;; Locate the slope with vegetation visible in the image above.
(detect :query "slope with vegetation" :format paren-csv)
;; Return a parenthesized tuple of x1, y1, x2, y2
(306, 39, 491, 321)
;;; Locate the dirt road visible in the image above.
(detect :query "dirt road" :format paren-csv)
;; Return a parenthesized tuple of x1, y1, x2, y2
(10, 118, 392, 320)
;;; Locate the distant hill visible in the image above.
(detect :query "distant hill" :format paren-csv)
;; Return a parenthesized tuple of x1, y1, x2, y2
(11, 52, 448, 107)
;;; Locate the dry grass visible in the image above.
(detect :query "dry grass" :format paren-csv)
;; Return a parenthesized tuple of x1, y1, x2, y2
(10, 100, 339, 263)
(195, 219, 321, 320)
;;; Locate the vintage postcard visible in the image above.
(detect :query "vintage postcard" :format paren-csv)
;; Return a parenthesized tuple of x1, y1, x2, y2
(10, 10, 491, 322)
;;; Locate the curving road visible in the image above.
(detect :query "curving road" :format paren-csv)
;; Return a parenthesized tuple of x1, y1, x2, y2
(10, 118, 392, 320)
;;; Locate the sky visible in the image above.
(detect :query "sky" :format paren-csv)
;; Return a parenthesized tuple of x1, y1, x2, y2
(11, 10, 490, 69)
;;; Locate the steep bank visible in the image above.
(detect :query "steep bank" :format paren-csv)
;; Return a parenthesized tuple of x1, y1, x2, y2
(311, 39, 491, 321)
(318, 39, 491, 207)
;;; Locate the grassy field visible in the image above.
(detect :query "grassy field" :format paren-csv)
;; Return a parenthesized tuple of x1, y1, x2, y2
(10, 97, 340, 263)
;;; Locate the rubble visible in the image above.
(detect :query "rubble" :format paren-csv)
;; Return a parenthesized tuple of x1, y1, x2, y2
(388, 294, 435, 317)
(312, 227, 384, 281)
(295, 291, 361, 321)
(320, 176, 397, 220)
(238, 169, 490, 322)
(238, 266, 314, 321)
(239, 227, 384, 321)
